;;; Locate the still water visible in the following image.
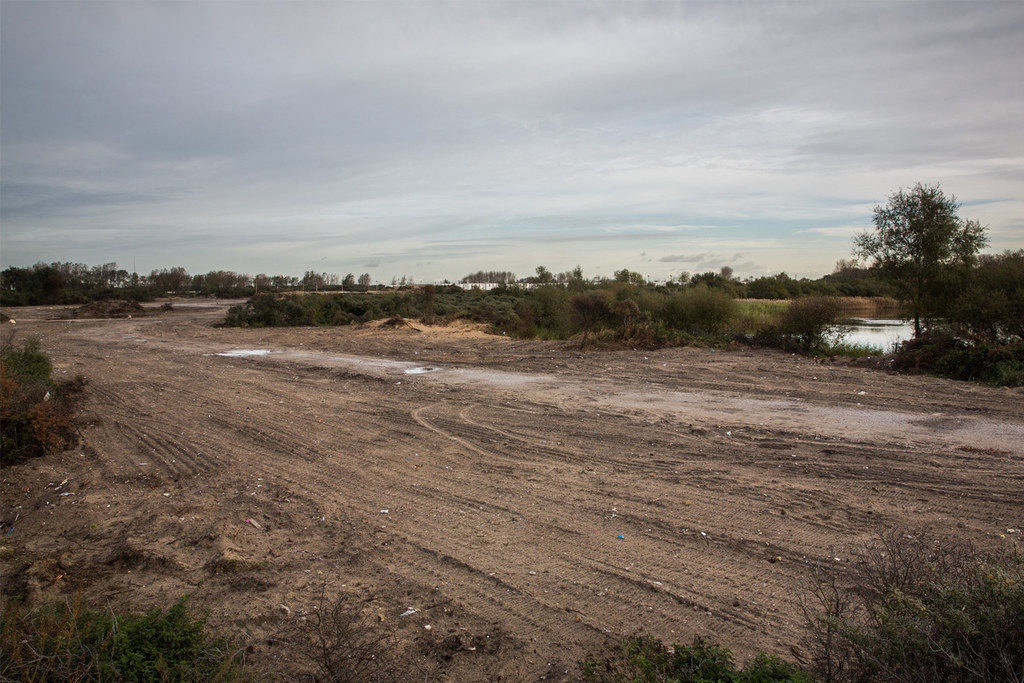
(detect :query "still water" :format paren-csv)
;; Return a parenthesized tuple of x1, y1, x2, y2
(841, 318, 915, 352)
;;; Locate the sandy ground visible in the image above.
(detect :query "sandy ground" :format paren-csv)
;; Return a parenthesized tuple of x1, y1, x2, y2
(2, 300, 1023, 680)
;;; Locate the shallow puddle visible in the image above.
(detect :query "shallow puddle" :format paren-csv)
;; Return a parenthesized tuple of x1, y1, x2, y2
(207, 349, 280, 357)
(405, 366, 442, 375)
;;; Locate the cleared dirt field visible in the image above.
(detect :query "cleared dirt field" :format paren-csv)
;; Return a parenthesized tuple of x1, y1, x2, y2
(3, 300, 1023, 679)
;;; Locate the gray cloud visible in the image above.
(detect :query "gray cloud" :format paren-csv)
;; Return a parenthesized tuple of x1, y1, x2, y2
(2, 1, 1022, 280)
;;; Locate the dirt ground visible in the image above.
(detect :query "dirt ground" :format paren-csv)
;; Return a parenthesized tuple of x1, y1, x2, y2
(3, 299, 1023, 680)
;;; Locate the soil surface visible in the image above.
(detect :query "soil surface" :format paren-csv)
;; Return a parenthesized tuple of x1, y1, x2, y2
(3, 299, 1023, 679)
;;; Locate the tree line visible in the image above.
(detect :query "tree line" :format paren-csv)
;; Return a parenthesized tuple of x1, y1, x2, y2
(0, 263, 384, 305)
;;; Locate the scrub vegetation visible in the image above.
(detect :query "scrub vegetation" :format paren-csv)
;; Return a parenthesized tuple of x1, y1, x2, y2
(0, 335, 85, 466)
(0, 595, 246, 682)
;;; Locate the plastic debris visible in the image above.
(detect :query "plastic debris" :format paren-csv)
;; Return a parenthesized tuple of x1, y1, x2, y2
(400, 608, 417, 617)
(616, 534, 625, 539)
(380, 509, 389, 514)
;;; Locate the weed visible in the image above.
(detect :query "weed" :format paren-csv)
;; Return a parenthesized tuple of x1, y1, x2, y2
(580, 634, 810, 682)
(825, 341, 884, 358)
(0, 594, 247, 681)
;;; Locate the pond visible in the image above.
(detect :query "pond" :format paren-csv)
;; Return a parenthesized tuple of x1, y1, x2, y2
(840, 318, 915, 353)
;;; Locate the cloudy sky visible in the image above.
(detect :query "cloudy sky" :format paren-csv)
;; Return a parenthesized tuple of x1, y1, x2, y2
(2, 1, 1022, 283)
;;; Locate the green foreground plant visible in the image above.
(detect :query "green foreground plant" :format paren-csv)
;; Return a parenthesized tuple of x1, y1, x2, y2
(803, 533, 1024, 682)
(580, 634, 810, 682)
(1, 595, 247, 682)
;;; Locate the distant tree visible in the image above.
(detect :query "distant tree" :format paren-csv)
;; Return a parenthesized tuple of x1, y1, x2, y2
(357, 273, 372, 290)
(570, 291, 612, 348)
(149, 267, 191, 294)
(745, 274, 795, 300)
(567, 265, 587, 291)
(832, 258, 860, 275)
(854, 183, 987, 337)
(461, 271, 516, 285)
(342, 273, 356, 291)
(719, 266, 734, 280)
(271, 274, 296, 290)
(613, 269, 644, 285)
(302, 271, 326, 292)
(197, 270, 250, 296)
(535, 266, 554, 285)
(689, 271, 742, 296)
(253, 273, 272, 293)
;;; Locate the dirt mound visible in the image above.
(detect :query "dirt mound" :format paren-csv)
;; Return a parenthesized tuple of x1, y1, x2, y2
(380, 315, 414, 329)
(75, 300, 146, 319)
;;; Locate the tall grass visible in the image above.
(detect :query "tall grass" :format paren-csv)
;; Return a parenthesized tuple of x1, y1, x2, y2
(735, 299, 789, 335)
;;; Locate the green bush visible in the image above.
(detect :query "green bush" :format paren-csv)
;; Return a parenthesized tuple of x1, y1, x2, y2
(804, 533, 1024, 682)
(890, 330, 1024, 386)
(580, 634, 810, 682)
(779, 297, 847, 352)
(659, 286, 738, 337)
(1, 595, 246, 681)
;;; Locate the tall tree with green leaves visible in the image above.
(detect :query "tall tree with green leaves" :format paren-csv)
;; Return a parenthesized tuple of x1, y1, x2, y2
(853, 183, 987, 337)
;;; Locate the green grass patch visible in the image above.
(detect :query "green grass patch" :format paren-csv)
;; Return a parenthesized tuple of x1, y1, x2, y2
(824, 341, 884, 357)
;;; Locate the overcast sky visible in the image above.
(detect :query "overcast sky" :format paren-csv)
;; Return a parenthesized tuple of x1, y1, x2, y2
(2, 1, 1022, 283)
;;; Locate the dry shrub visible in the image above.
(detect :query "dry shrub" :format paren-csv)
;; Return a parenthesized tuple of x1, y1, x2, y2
(1, 336, 84, 466)
(802, 531, 1024, 682)
(281, 587, 398, 682)
(74, 299, 145, 318)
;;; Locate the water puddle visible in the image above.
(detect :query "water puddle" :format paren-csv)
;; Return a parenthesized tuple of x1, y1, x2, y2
(405, 366, 442, 375)
(206, 349, 281, 358)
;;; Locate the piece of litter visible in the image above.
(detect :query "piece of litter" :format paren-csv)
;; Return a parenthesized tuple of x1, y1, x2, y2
(60, 492, 72, 497)
(424, 624, 432, 631)
(246, 519, 263, 530)
(616, 535, 625, 539)
(400, 608, 417, 617)
(380, 509, 389, 514)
